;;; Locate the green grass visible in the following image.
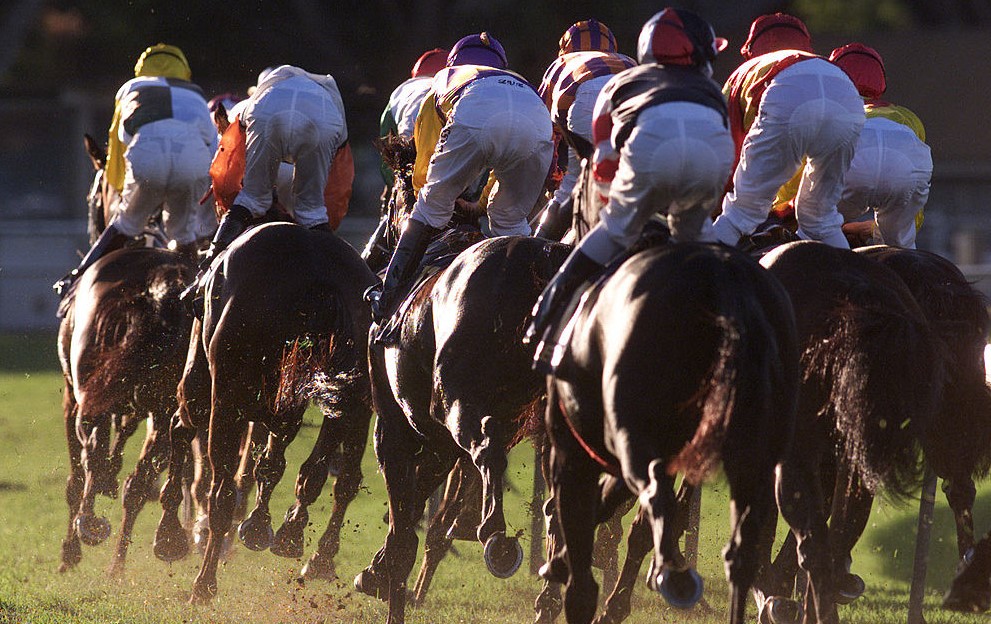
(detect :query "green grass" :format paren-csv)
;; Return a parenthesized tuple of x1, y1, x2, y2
(0, 334, 989, 623)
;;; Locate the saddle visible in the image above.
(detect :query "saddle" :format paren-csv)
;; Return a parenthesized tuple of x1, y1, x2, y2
(371, 222, 485, 346)
(533, 220, 671, 376)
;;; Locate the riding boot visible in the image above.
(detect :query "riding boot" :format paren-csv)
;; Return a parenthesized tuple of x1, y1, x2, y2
(532, 197, 572, 241)
(309, 221, 333, 233)
(53, 222, 130, 297)
(179, 205, 252, 307)
(367, 218, 441, 322)
(200, 204, 252, 270)
(523, 248, 603, 345)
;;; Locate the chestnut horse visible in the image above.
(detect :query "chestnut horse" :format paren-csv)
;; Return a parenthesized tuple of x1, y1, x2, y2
(57, 137, 198, 575)
(151, 221, 377, 603)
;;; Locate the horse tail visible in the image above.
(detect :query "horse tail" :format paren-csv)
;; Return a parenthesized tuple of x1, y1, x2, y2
(85, 262, 190, 414)
(274, 287, 366, 415)
(807, 297, 942, 499)
(670, 269, 791, 485)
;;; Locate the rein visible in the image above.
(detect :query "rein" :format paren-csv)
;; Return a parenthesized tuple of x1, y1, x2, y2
(557, 396, 622, 477)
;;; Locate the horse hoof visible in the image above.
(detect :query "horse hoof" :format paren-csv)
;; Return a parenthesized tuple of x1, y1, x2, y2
(75, 514, 112, 546)
(484, 533, 523, 579)
(759, 595, 803, 624)
(301, 552, 337, 581)
(60, 539, 82, 571)
(835, 572, 866, 605)
(237, 518, 274, 552)
(538, 556, 569, 584)
(271, 526, 305, 559)
(653, 566, 703, 610)
(153, 527, 190, 562)
(189, 583, 217, 605)
(354, 568, 387, 601)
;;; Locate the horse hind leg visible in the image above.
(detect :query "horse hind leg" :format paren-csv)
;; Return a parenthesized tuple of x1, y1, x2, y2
(411, 456, 476, 605)
(293, 394, 373, 581)
(190, 397, 246, 603)
(722, 454, 777, 624)
(153, 414, 196, 563)
(108, 408, 171, 576)
(452, 407, 522, 580)
(59, 387, 84, 572)
(636, 461, 703, 610)
(595, 505, 652, 624)
(239, 409, 304, 552)
(73, 404, 116, 549)
(944, 475, 978, 558)
(773, 456, 838, 624)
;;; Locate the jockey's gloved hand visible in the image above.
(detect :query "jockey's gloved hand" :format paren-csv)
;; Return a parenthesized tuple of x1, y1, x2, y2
(364, 282, 386, 322)
(532, 197, 572, 241)
(201, 204, 252, 270)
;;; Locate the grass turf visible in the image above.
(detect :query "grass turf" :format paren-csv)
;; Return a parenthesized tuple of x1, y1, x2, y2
(0, 332, 989, 623)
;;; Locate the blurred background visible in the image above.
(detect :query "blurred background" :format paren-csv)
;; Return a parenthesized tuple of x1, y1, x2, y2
(2, 0, 991, 330)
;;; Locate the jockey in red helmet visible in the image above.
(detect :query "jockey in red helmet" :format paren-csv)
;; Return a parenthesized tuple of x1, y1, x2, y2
(829, 43, 931, 248)
(712, 13, 866, 249)
(526, 8, 735, 368)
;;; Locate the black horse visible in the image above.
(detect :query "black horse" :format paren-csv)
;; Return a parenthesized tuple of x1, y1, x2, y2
(152, 221, 377, 603)
(541, 241, 800, 624)
(753, 241, 944, 624)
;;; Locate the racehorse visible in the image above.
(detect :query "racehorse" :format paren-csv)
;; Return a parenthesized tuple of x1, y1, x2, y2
(152, 220, 377, 603)
(351, 135, 573, 624)
(57, 137, 198, 576)
(753, 240, 944, 623)
(541, 241, 801, 624)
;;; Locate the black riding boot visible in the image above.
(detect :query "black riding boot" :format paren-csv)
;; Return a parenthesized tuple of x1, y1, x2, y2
(53, 222, 131, 297)
(367, 218, 440, 321)
(200, 204, 252, 270)
(524, 248, 603, 345)
(532, 197, 572, 241)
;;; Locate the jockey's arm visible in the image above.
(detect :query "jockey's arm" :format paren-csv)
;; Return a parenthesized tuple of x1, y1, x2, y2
(412, 92, 443, 194)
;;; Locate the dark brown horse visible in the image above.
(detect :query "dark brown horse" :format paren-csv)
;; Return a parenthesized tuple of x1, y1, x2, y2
(754, 241, 944, 624)
(57, 137, 198, 575)
(151, 221, 377, 603)
(350, 135, 573, 624)
(586, 241, 959, 624)
(541, 242, 800, 624)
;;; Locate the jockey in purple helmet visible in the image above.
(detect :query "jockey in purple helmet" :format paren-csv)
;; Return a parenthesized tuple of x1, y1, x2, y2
(366, 32, 554, 326)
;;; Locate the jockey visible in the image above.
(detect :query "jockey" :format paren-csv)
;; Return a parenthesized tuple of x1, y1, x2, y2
(367, 32, 554, 322)
(379, 48, 449, 185)
(829, 43, 932, 248)
(532, 19, 636, 240)
(711, 13, 866, 249)
(53, 43, 217, 298)
(525, 8, 735, 349)
(198, 64, 351, 269)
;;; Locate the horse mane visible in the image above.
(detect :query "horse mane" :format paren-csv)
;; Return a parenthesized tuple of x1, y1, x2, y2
(374, 133, 416, 177)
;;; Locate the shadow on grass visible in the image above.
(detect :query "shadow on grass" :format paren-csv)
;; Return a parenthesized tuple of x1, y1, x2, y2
(864, 487, 991, 590)
(0, 333, 59, 372)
